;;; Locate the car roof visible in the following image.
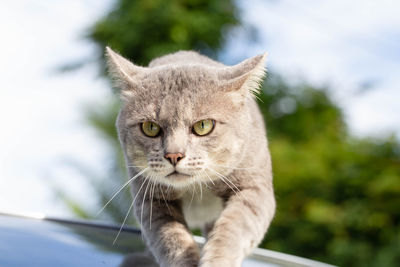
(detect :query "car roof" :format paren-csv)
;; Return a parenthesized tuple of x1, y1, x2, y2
(0, 212, 335, 267)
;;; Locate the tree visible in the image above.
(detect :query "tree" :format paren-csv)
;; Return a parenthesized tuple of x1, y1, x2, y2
(258, 76, 400, 267)
(90, 0, 239, 68)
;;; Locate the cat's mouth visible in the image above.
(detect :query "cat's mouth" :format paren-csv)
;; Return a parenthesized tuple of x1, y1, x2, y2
(166, 171, 191, 178)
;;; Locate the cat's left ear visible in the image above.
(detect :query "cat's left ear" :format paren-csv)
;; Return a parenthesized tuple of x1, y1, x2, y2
(218, 52, 267, 97)
(105, 46, 147, 99)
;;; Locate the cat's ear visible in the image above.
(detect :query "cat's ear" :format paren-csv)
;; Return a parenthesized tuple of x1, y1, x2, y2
(105, 46, 147, 99)
(218, 53, 267, 97)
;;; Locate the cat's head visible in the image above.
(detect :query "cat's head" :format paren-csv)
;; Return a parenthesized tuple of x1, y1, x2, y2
(106, 47, 267, 188)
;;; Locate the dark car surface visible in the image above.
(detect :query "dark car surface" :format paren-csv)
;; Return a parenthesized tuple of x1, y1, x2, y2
(0, 212, 335, 267)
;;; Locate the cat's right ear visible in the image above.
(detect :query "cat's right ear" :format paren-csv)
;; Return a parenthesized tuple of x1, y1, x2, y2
(105, 46, 147, 100)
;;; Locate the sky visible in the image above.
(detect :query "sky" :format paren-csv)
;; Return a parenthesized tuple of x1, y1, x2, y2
(0, 0, 399, 219)
(224, 0, 400, 137)
(0, 0, 113, 217)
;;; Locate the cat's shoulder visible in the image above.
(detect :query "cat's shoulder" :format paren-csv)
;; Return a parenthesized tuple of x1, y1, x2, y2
(148, 50, 225, 68)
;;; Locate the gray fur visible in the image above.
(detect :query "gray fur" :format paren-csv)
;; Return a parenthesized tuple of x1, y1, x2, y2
(106, 47, 276, 267)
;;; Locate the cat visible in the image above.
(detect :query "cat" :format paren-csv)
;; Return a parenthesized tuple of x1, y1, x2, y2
(106, 46, 276, 267)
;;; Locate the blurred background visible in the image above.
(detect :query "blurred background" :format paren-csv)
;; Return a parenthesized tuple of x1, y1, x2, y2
(1, 0, 399, 266)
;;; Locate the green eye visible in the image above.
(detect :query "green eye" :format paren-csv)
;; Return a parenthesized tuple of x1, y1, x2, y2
(192, 119, 215, 136)
(141, 121, 161, 137)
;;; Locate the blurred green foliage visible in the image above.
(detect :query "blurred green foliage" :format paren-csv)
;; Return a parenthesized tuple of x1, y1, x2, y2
(62, 0, 400, 266)
(90, 0, 239, 67)
(258, 77, 400, 266)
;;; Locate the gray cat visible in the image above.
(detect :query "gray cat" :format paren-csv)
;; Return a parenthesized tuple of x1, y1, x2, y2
(106, 47, 276, 267)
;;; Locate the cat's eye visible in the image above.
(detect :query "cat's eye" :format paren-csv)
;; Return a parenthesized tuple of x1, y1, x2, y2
(192, 119, 215, 136)
(141, 121, 161, 137)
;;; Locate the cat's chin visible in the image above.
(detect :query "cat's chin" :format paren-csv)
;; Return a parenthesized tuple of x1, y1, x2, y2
(162, 171, 195, 188)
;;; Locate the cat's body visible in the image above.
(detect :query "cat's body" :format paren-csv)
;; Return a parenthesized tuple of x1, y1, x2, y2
(106, 48, 276, 267)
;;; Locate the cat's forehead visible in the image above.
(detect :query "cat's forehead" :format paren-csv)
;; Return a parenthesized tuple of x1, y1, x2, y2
(149, 86, 222, 127)
(124, 68, 232, 127)
(121, 63, 248, 127)
(142, 65, 219, 93)
(134, 66, 220, 122)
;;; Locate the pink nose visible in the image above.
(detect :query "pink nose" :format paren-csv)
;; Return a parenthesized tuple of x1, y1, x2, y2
(164, 152, 184, 166)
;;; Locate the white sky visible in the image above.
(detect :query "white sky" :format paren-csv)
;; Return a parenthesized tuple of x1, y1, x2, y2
(224, 0, 400, 137)
(0, 0, 113, 217)
(0, 0, 399, 219)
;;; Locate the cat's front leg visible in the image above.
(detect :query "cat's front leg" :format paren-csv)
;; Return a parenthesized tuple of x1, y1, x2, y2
(136, 196, 200, 267)
(200, 181, 275, 267)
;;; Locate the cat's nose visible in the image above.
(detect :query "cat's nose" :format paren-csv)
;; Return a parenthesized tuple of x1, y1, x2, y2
(164, 152, 185, 166)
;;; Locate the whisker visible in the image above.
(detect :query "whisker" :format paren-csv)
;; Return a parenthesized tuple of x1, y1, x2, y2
(209, 163, 255, 170)
(156, 182, 162, 206)
(113, 175, 148, 245)
(195, 170, 209, 189)
(97, 168, 148, 217)
(214, 171, 238, 194)
(113, 197, 135, 245)
(141, 177, 152, 228)
(254, 93, 264, 103)
(188, 179, 196, 209)
(211, 168, 242, 193)
(197, 170, 212, 189)
(166, 183, 172, 195)
(188, 171, 204, 206)
(204, 169, 216, 186)
(159, 183, 173, 216)
(149, 179, 157, 230)
(127, 165, 147, 168)
(208, 168, 246, 202)
(198, 178, 203, 200)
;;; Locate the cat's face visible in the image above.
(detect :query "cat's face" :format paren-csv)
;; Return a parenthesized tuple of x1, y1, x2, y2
(118, 67, 247, 188)
(107, 48, 266, 188)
